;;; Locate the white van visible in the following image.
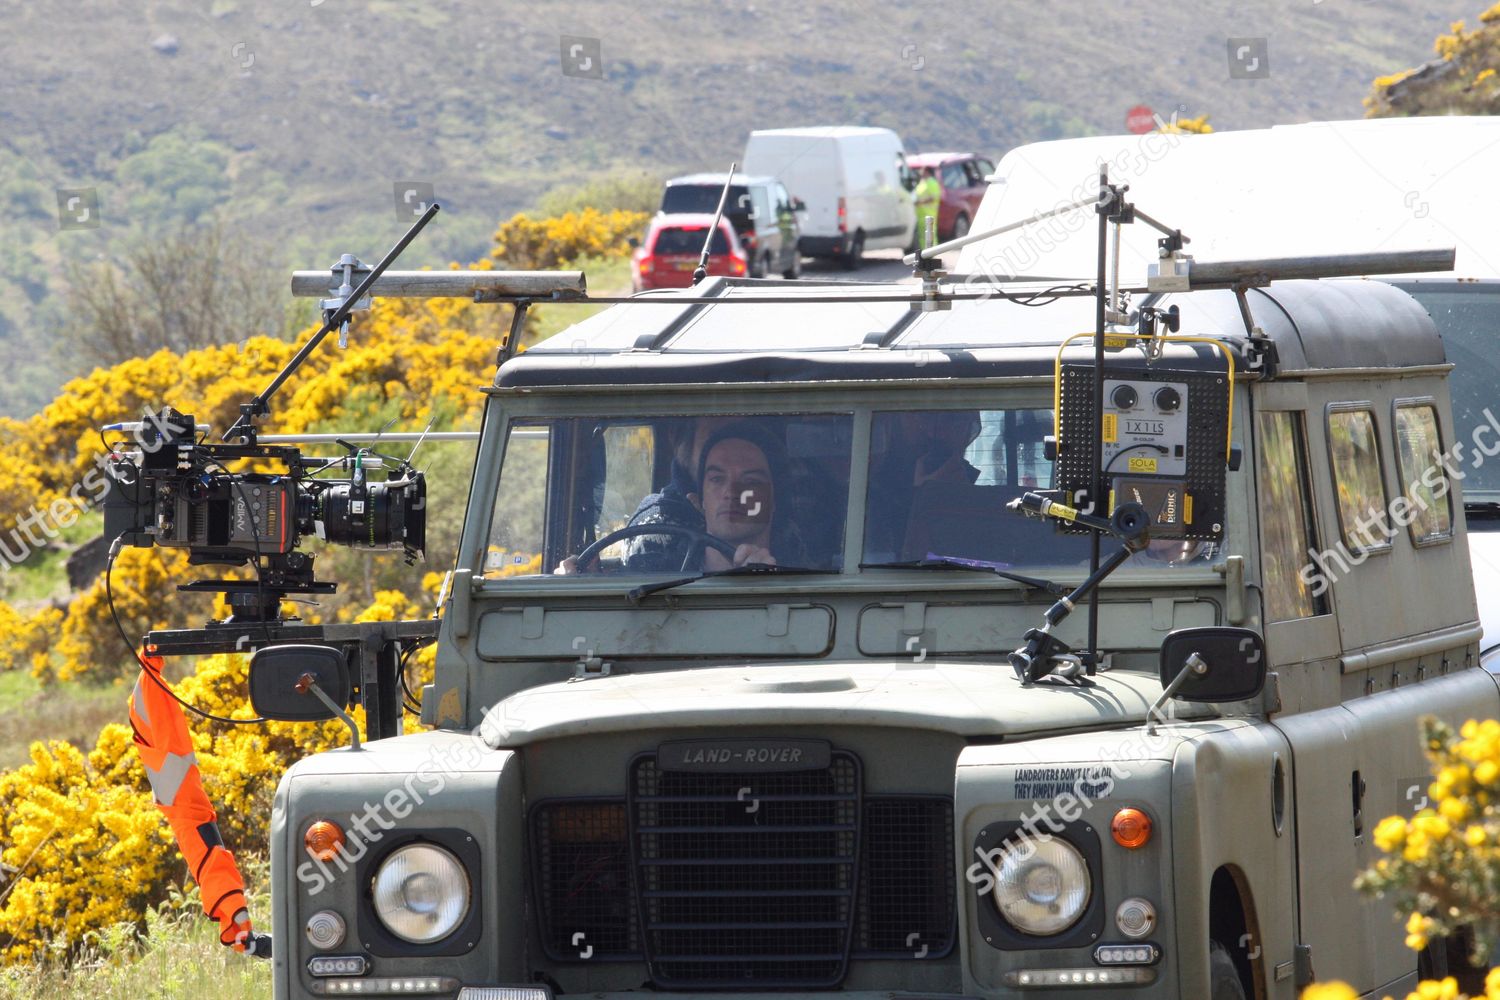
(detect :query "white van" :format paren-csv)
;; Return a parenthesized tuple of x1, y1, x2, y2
(742, 126, 917, 268)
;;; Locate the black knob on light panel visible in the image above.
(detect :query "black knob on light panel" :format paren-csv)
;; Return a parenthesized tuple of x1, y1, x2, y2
(1111, 384, 1138, 410)
(1154, 386, 1182, 412)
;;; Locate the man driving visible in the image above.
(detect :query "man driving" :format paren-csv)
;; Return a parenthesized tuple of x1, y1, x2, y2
(555, 421, 806, 574)
(690, 424, 781, 570)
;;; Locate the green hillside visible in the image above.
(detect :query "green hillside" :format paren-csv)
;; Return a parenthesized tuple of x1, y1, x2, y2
(0, 0, 1465, 415)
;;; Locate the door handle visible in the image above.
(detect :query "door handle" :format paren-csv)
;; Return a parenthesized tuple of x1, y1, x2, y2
(1352, 769, 1367, 837)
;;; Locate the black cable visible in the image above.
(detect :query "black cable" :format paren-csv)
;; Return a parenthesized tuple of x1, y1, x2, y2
(1103, 443, 1171, 476)
(1009, 283, 1092, 308)
(397, 635, 437, 716)
(106, 533, 266, 726)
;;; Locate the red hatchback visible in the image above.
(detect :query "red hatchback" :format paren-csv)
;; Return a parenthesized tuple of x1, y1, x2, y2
(632, 214, 750, 291)
(906, 152, 995, 241)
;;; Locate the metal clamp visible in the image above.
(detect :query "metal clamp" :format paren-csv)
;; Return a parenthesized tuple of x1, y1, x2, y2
(320, 254, 374, 348)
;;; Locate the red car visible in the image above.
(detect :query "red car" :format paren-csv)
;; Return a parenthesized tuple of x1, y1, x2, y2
(632, 214, 749, 291)
(906, 152, 996, 240)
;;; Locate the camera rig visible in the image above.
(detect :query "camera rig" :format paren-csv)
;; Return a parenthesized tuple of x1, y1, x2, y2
(102, 405, 426, 622)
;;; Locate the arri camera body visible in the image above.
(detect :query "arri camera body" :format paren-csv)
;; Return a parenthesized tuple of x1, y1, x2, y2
(103, 406, 426, 621)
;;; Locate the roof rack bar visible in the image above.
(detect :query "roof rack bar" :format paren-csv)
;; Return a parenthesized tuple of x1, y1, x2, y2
(290, 269, 586, 299)
(862, 305, 923, 349)
(582, 285, 1130, 306)
(631, 275, 734, 351)
(1150, 248, 1455, 291)
(258, 432, 479, 443)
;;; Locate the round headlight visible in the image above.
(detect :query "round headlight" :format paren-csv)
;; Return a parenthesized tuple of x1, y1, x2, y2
(993, 836, 1091, 935)
(371, 843, 471, 944)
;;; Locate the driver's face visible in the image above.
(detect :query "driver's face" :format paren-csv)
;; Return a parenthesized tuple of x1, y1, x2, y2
(697, 438, 775, 546)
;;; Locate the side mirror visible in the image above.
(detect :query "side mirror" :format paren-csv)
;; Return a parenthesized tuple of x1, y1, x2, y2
(248, 644, 350, 722)
(792, 197, 807, 212)
(1158, 627, 1266, 703)
(627, 236, 640, 250)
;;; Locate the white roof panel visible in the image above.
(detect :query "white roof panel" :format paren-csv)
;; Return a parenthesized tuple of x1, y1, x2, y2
(958, 117, 1500, 282)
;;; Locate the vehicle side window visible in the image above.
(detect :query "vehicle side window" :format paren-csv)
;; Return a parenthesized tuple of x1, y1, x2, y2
(1255, 411, 1328, 621)
(941, 163, 966, 190)
(775, 182, 791, 210)
(963, 161, 986, 186)
(750, 186, 772, 223)
(1327, 406, 1391, 553)
(978, 158, 995, 178)
(1393, 401, 1453, 545)
(485, 423, 550, 578)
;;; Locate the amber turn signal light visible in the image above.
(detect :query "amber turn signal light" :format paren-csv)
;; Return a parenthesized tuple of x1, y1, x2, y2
(304, 819, 346, 862)
(1111, 807, 1152, 849)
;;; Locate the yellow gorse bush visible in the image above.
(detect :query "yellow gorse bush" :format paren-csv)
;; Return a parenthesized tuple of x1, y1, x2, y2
(492, 208, 649, 271)
(1297, 717, 1500, 998)
(0, 601, 62, 676)
(0, 651, 372, 964)
(1303, 967, 1500, 999)
(0, 201, 637, 967)
(1365, 3, 1500, 115)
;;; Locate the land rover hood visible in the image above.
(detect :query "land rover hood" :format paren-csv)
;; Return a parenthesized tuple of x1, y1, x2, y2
(477, 661, 1208, 747)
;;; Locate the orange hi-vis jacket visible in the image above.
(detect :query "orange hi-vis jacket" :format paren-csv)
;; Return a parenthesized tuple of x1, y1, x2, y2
(129, 650, 270, 957)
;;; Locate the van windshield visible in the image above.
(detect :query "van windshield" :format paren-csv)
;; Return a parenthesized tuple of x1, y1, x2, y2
(662, 185, 750, 217)
(1394, 284, 1500, 502)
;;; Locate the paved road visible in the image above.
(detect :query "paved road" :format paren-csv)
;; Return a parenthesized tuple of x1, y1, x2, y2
(800, 247, 959, 285)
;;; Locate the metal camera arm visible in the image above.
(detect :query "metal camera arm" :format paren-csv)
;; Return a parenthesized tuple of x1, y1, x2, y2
(224, 203, 441, 444)
(1004, 495, 1152, 684)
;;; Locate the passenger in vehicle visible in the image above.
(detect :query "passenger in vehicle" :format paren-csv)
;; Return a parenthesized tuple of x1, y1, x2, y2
(866, 411, 983, 561)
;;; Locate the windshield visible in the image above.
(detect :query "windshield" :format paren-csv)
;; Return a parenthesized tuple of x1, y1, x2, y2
(864, 408, 1216, 570)
(485, 405, 1216, 583)
(653, 226, 731, 255)
(485, 413, 854, 579)
(1394, 285, 1500, 500)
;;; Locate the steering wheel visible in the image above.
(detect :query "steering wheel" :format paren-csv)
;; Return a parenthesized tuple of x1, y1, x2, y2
(572, 522, 738, 572)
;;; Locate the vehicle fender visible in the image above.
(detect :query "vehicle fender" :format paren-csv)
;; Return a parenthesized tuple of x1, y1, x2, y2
(1170, 721, 1298, 999)
(271, 733, 521, 1000)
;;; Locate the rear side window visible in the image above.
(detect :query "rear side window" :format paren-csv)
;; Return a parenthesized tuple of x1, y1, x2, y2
(653, 226, 730, 255)
(1393, 401, 1453, 544)
(941, 163, 967, 190)
(661, 184, 745, 215)
(749, 185, 772, 222)
(1255, 411, 1328, 621)
(1327, 407, 1391, 553)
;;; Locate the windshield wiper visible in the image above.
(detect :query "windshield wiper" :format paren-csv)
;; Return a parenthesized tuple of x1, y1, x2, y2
(627, 563, 825, 602)
(860, 558, 1068, 597)
(1466, 500, 1500, 520)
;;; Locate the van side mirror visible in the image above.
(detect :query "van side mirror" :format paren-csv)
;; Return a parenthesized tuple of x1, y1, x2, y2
(1157, 627, 1266, 703)
(248, 644, 350, 722)
(792, 197, 806, 212)
(627, 236, 640, 250)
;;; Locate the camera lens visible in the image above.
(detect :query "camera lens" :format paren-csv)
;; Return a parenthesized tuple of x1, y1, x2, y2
(316, 477, 426, 557)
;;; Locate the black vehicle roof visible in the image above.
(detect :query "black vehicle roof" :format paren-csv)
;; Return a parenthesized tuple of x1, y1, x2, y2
(494, 276, 1442, 390)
